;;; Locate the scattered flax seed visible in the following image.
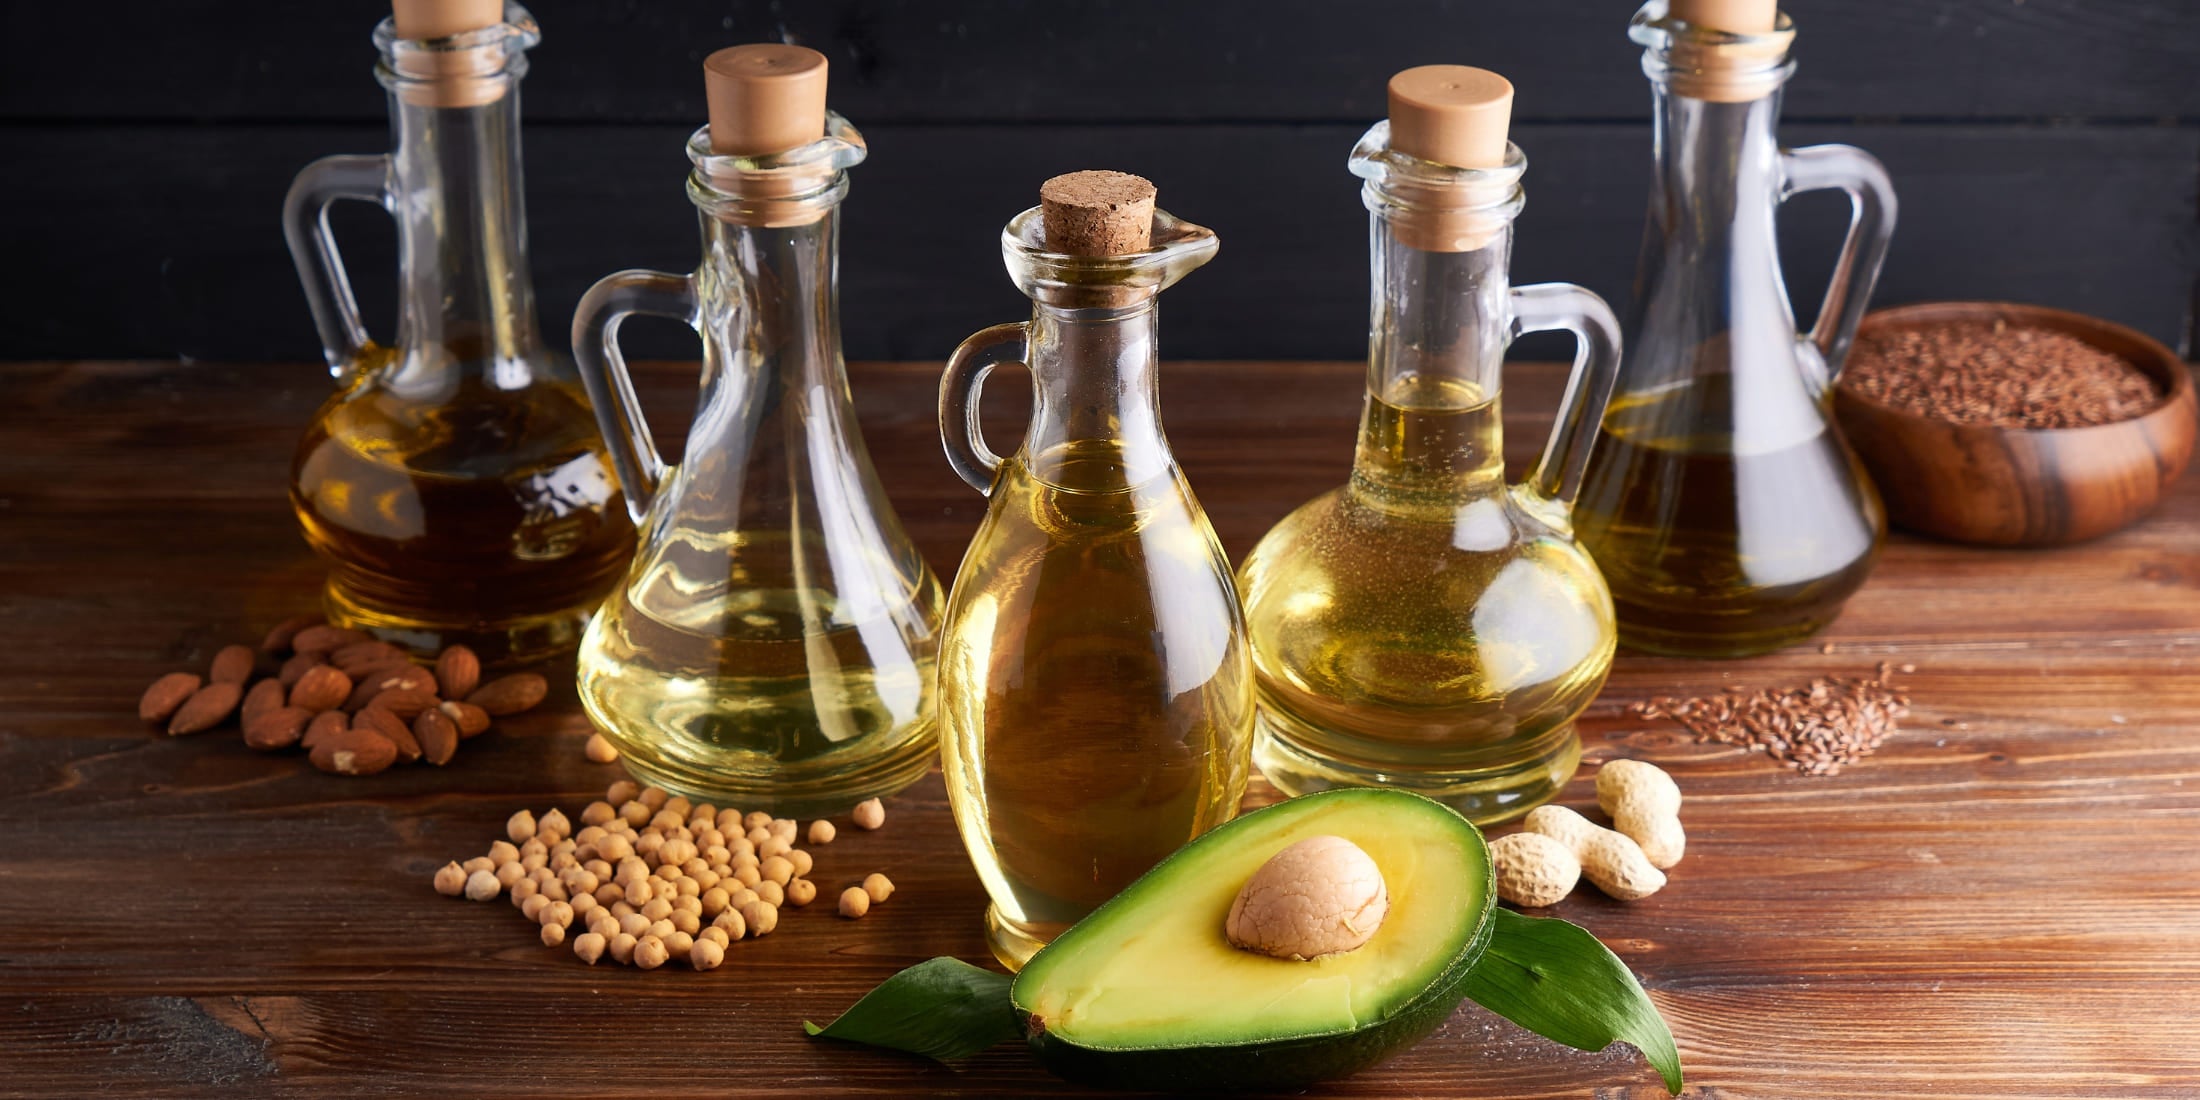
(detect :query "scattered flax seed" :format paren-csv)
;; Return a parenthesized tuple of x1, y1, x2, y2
(1843, 321, 2159, 429)
(1630, 663, 1914, 777)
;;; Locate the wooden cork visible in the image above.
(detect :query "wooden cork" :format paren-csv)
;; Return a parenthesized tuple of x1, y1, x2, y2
(391, 0, 504, 41)
(1038, 171, 1157, 256)
(1387, 66, 1513, 169)
(1669, 0, 1778, 34)
(704, 45, 829, 157)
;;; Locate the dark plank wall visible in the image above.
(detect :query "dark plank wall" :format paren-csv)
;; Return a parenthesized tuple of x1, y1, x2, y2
(4, 0, 2197, 363)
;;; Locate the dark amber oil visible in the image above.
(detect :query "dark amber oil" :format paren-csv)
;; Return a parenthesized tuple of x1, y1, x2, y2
(1574, 377, 1885, 657)
(291, 357, 636, 663)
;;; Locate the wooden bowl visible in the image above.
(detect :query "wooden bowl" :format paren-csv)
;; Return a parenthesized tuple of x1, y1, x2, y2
(1833, 301, 2196, 547)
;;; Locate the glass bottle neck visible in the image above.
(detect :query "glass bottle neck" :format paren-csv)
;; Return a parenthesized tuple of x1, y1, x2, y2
(1645, 83, 1786, 284)
(1021, 302, 1171, 492)
(1354, 216, 1512, 500)
(697, 211, 845, 392)
(386, 81, 547, 383)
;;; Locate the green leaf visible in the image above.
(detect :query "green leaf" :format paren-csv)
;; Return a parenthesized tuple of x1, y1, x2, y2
(1463, 908, 1683, 1094)
(802, 957, 1021, 1062)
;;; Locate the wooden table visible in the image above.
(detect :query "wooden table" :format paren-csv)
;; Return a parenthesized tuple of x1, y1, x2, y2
(6, 359, 2198, 1099)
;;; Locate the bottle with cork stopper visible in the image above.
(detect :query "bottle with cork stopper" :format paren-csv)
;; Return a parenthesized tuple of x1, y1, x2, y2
(934, 171, 1252, 970)
(280, 0, 636, 665)
(1235, 65, 1624, 824)
(568, 45, 944, 816)
(1573, 0, 1899, 657)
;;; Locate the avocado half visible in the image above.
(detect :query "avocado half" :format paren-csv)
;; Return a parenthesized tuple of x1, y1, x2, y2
(1010, 788, 1496, 1093)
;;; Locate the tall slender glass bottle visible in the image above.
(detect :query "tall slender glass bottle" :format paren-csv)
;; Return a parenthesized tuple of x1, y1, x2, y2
(937, 172, 1251, 969)
(1237, 68, 1623, 823)
(1574, 0, 1897, 657)
(282, 0, 634, 664)
(570, 46, 943, 815)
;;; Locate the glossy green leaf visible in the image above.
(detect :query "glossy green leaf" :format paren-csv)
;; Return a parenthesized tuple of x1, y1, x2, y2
(802, 957, 1020, 1062)
(1463, 908, 1683, 1094)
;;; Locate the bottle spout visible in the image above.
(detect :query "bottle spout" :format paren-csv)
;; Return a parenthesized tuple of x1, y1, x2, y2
(1002, 173, 1216, 309)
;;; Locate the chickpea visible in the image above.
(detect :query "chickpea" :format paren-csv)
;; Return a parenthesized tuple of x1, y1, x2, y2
(732, 864, 761, 888)
(488, 840, 521, 866)
(743, 811, 772, 832)
(692, 868, 721, 891)
(641, 897, 673, 921)
(739, 900, 779, 936)
(671, 909, 701, 936)
(787, 850, 814, 877)
(838, 887, 870, 919)
(618, 912, 651, 938)
(634, 935, 670, 970)
(701, 887, 731, 917)
(699, 926, 730, 950)
(509, 877, 540, 905)
(729, 888, 760, 910)
(540, 922, 566, 948)
(461, 856, 495, 876)
(852, 798, 885, 831)
(606, 779, 640, 805)
(569, 893, 599, 919)
(538, 809, 571, 840)
(807, 820, 837, 845)
(864, 873, 895, 904)
(759, 837, 792, 860)
(618, 801, 653, 828)
(647, 919, 676, 941)
(746, 827, 772, 847)
(520, 894, 552, 923)
(596, 834, 633, 862)
(433, 862, 468, 897)
(672, 895, 702, 918)
(625, 878, 655, 906)
(663, 930, 695, 958)
(637, 787, 669, 811)
(584, 733, 620, 764)
(754, 880, 784, 907)
(761, 856, 794, 886)
(519, 852, 547, 873)
(506, 810, 537, 844)
(493, 861, 527, 888)
(650, 810, 685, 832)
(712, 909, 748, 942)
(573, 932, 607, 965)
(580, 800, 617, 827)
(786, 878, 817, 907)
(538, 880, 568, 903)
(463, 869, 500, 901)
(608, 932, 638, 965)
(689, 938, 725, 971)
(540, 901, 575, 930)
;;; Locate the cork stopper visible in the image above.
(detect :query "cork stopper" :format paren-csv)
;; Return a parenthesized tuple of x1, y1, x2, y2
(1039, 171, 1157, 256)
(1387, 66, 1513, 170)
(704, 45, 829, 157)
(391, 0, 504, 41)
(1669, 0, 1778, 34)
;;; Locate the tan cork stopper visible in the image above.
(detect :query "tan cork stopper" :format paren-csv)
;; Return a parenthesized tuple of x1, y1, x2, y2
(1039, 171, 1157, 256)
(391, 0, 504, 41)
(704, 45, 829, 157)
(1387, 66, 1513, 169)
(1669, 0, 1778, 34)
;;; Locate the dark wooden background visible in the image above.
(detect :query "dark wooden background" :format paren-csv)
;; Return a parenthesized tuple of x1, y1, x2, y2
(2, 0, 2197, 365)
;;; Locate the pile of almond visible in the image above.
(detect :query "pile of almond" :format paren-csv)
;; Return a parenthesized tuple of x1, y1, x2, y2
(437, 784, 896, 970)
(136, 615, 549, 776)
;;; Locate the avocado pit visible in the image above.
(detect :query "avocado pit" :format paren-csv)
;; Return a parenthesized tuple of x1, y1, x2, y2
(1225, 834, 1389, 961)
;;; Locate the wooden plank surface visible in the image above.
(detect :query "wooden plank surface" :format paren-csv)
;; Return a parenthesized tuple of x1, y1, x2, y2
(5, 358, 2200, 1098)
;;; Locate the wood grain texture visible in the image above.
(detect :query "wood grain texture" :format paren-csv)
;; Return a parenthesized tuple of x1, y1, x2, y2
(5, 359, 2200, 1098)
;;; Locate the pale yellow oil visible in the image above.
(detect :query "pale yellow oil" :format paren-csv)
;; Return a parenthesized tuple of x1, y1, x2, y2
(577, 528, 942, 816)
(938, 440, 1251, 969)
(1236, 378, 1613, 823)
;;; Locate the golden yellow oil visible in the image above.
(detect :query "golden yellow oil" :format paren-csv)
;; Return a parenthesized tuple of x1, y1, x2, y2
(576, 529, 941, 816)
(290, 358, 635, 664)
(1237, 378, 1611, 823)
(1574, 379, 1885, 657)
(938, 440, 1251, 969)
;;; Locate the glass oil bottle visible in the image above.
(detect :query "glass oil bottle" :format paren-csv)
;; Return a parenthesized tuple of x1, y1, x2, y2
(570, 46, 943, 815)
(1237, 67, 1624, 824)
(1574, 0, 1898, 657)
(936, 172, 1252, 969)
(282, 0, 634, 663)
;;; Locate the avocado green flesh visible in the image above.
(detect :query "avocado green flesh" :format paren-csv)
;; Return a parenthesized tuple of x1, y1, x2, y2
(1011, 789, 1494, 1089)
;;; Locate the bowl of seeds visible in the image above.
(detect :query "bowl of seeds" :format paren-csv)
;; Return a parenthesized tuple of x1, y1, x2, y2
(1833, 301, 2196, 546)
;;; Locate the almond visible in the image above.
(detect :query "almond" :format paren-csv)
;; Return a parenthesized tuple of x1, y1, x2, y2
(341, 662, 413, 709)
(278, 651, 326, 688)
(301, 710, 350, 751)
(243, 705, 314, 751)
(208, 644, 257, 685)
(168, 681, 243, 735)
(467, 673, 548, 716)
(138, 673, 202, 723)
(332, 641, 409, 675)
(289, 665, 353, 712)
(434, 646, 482, 700)
(369, 688, 440, 719)
(439, 700, 492, 738)
(356, 706, 421, 763)
(260, 614, 323, 654)
(310, 726, 398, 776)
(292, 625, 371, 657)
(349, 665, 438, 710)
(415, 708, 460, 766)
(240, 678, 288, 724)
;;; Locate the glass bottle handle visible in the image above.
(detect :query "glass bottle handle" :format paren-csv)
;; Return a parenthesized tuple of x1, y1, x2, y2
(1780, 144, 1898, 388)
(938, 322, 1029, 495)
(1512, 282, 1624, 512)
(570, 269, 701, 525)
(280, 154, 393, 379)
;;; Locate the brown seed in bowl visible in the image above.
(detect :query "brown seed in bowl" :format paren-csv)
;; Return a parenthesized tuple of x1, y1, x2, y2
(138, 673, 202, 724)
(369, 689, 440, 720)
(292, 625, 370, 657)
(415, 708, 460, 766)
(208, 644, 257, 685)
(310, 726, 398, 776)
(260, 614, 323, 654)
(436, 646, 482, 700)
(357, 706, 421, 763)
(168, 682, 243, 735)
(439, 700, 491, 738)
(302, 710, 350, 751)
(289, 665, 353, 712)
(468, 673, 547, 716)
(240, 679, 287, 725)
(243, 705, 314, 751)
